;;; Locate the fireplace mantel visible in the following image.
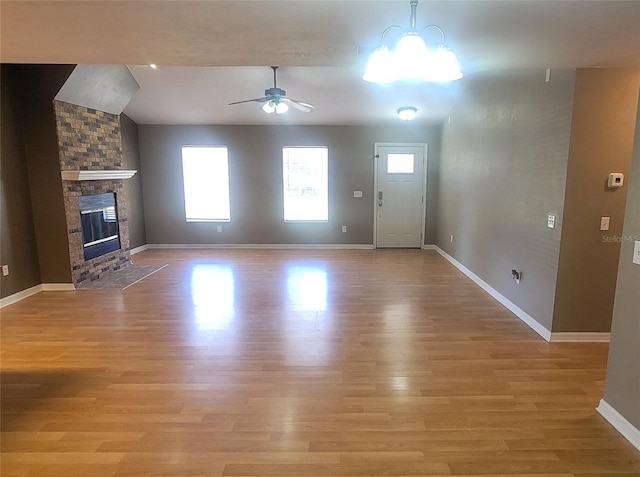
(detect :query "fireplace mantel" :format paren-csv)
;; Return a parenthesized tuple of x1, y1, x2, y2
(61, 170, 137, 181)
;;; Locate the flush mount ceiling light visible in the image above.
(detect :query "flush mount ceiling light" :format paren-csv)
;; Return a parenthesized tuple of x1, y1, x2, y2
(397, 106, 417, 121)
(363, 0, 462, 84)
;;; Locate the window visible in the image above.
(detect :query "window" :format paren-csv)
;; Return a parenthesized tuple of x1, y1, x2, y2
(182, 146, 230, 222)
(387, 153, 415, 174)
(283, 147, 328, 221)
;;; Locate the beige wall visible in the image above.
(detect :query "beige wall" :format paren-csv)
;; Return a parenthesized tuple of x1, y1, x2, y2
(138, 124, 441, 246)
(436, 70, 576, 331)
(121, 114, 147, 249)
(0, 66, 41, 297)
(552, 69, 640, 332)
(603, 94, 640, 430)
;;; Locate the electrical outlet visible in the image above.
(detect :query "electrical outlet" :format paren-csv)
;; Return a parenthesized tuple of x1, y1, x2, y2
(600, 216, 610, 231)
(547, 214, 556, 229)
(342, 226, 347, 233)
(633, 241, 640, 266)
(2, 265, 9, 276)
(216, 225, 222, 233)
(511, 269, 521, 284)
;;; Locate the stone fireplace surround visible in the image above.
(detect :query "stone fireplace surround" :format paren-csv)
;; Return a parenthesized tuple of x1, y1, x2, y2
(54, 100, 132, 288)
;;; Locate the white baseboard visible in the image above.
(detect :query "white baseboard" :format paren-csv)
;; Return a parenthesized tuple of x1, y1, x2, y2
(147, 243, 375, 250)
(0, 282, 75, 308)
(422, 244, 437, 250)
(433, 246, 552, 341)
(550, 332, 611, 342)
(130, 244, 149, 255)
(42, 283, 75, 291)
(597, 399, 640, 451)
(0, 284, 43, 308)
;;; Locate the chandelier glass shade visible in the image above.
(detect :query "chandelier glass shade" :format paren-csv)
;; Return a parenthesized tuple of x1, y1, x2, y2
(362, 0, 462, 84)
(361, 46, 396, 84)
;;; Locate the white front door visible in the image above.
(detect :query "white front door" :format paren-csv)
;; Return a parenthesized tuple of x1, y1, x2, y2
(375, 144, 426, 248)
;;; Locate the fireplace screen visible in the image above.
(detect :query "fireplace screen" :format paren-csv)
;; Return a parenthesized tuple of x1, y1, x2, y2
(78, 193, 121, 260)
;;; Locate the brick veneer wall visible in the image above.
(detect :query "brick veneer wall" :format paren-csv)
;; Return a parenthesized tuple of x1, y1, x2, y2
(55, 100, 123, 170)
(54, 100, 131, 287)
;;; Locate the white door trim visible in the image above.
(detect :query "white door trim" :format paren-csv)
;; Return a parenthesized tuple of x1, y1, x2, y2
(373, 142, 428, 248)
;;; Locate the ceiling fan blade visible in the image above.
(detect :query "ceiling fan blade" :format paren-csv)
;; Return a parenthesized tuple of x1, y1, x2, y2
(282, 98, 315, 112)
(228, 96, 271, 105)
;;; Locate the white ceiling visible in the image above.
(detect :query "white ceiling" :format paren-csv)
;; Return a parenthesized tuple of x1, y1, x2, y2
(125, 65, 463, 125)
(2, 1, 640, 125)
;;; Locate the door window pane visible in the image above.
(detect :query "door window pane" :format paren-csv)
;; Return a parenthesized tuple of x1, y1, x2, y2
(283, 147, 328, 221)
(387, 153, 414, 174)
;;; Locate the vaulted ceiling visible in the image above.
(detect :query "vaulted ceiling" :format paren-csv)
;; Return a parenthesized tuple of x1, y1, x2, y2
(3, 1, 640, 125)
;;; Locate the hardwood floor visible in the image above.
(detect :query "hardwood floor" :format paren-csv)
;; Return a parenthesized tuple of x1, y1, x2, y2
(1, 249, 638, 476)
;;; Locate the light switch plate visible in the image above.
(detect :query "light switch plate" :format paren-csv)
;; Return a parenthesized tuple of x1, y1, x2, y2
(547, 214, 556, 229)
(2, 265, 8, 276)
(600, 216, 610, 231)
(353, 191, 363, 198)
(633, 241, 640, 265)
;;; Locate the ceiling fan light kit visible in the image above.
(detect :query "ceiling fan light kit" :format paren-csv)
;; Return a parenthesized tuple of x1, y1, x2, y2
(229, 66, 315, 115)
(363, 0, 462, 84)
(262, 100, 289, 115)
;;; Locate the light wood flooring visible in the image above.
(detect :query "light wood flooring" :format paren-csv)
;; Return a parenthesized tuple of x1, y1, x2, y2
(2, 249, 639, 476)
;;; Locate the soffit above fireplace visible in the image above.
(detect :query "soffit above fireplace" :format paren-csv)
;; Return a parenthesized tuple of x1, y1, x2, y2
(61, 170, 137, 181)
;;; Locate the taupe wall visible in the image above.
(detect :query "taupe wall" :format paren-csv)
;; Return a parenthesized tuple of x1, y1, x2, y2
(121, 114, 147, 249)
(552, 69, 640, 332)
(603, 95, 640, 430)
(0, 66, 41, 297)
(4, 65, 74, 285)
(436, 70, 576, 331)
(138, 124, 441, 245)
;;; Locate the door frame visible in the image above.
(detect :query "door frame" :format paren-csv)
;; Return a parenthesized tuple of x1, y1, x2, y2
(373, 142, 428, 248)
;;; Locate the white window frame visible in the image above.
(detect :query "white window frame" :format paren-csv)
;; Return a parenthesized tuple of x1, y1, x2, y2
(282, 146, 329, 222)
(181, 145, 231, 223)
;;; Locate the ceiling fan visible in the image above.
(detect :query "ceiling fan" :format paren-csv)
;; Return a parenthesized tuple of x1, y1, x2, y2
(229, 66, 315, 115)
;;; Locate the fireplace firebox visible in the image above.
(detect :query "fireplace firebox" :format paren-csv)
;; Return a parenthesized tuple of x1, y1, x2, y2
(78, 192, 121, 260)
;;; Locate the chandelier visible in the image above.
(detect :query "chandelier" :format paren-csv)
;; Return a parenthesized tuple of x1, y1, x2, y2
(363, 0, 462, 83)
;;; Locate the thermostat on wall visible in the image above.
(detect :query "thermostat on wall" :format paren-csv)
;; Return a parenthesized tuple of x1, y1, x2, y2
(608, 173, 624, 188)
